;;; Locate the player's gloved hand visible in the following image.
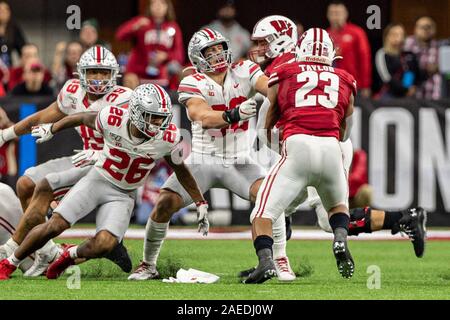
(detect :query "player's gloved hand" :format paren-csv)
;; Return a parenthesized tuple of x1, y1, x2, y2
(71, 149, 100, 168)
(238, 98, 257, 121)
(196, 200, 209, 236)
(31, 123, 54, 143)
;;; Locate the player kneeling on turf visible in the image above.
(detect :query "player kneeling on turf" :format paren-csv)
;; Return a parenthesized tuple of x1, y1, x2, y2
(0, 84, 208, 280)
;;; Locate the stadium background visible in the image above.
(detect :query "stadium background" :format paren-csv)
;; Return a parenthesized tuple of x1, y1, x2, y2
(1, 0, 450, 226)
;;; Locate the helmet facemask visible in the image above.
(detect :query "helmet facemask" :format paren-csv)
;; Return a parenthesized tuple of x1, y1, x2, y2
(199, 42, 232, 73)
(249, 39, 270, 64)
(78, 67, 118, 95)
(130, 103, 173, 138)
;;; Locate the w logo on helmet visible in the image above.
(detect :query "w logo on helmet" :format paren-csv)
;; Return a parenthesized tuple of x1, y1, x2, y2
(270, 20, 293, 37)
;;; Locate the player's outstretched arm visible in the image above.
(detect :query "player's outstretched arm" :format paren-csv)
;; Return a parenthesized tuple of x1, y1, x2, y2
(164, 154, 205, 205)
(0, 101, 66, 147)
(31, 111, 97, 144)
(186, 97, 257, 130)
(164, 153, 209, 235)
(254, 74, 269, 97)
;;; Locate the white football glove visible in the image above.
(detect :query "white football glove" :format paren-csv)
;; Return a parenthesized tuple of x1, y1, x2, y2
(71, 149, 100, 168)
(31, 123, 54, 144)
(238, 98, 257, 121)
(196, 201, 209, 236)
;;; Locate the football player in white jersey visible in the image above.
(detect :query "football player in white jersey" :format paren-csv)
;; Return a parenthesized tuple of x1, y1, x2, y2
(0, 46, 133, 276)
(0, 183, 34, 273)
(128, 29, 296, 282)
(0, 84, 208, 280)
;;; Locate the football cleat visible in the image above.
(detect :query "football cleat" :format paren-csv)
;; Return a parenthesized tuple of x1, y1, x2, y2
(0, 245, 8, 260)
(46, 249, 75, 279)
(238, 266, 256, 278)
(24, 244, 63, 277)
(274, 256, 296, 282)
(243, 258, 277, 284)
(128, 261, 160, 280)
(0, 258, 17, 280)
(394, 207, 427, 258)
(104, 241, 132, 273)
(333, 240, 354, 279)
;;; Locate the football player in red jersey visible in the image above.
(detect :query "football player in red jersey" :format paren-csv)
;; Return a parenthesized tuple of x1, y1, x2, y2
(244, 27, 425, 284)
(248, 15, 426, 253)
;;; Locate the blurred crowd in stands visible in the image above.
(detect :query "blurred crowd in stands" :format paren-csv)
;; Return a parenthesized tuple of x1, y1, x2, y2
(0, 0, 448, 100)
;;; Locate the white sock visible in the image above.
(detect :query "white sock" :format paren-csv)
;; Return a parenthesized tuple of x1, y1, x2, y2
(37, 239, 58, 255)
(5, 238, 19, 251)
(272, 214, 287, 259)
(68, 246, 78, 259)
(143, 219, 169, 265)
(7, 254, 22, 267)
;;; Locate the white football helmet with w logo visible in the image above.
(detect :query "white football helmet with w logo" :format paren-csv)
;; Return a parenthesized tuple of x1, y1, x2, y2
(251, 15, 298, 62)
(76, 45, 120, 95)
(297, 28, 339, 66)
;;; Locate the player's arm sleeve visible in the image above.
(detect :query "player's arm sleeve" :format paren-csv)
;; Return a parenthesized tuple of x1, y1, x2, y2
(52, 111, 98, 134)
(57, 80, 79, 115)
(177, 77, 206, 105)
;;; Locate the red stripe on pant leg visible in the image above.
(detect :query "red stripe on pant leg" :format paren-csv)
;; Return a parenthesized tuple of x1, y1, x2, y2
(255, 141, 286, 216)
(256, 141, 288, 218)
(257, 156, 287, 218)
(255, 150, 285, 216)
(0, 217, 15, 232)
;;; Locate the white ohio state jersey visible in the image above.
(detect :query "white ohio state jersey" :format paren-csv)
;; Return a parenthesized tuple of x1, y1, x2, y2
(94, 105, 180, 190)
(178, 60, 264, 158)
(57, 79, 132, 150)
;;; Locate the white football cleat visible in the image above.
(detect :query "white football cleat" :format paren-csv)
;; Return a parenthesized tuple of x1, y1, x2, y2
(23, 244, 62, 277)
(274, 256, 296, 282)
(128, 261, 160, 280)
(0, 239, 17, 260)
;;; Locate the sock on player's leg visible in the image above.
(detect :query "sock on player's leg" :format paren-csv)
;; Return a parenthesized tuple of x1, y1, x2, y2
(383, 211, 403, 234)
(7, 254, 22, 267)
(143, 219, 169, 265)
(348, 207, 372, 236)
(272, 214, 287, 259)
(254, 235, 273, 261)
(329, 213, 350, 242)
(68, 246, 78, 259)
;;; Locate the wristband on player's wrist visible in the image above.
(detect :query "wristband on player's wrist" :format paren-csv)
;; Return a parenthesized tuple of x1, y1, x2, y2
(222, 108, 241, 124)
(195, 200, 208, 207)
(2, 126, 18, 141)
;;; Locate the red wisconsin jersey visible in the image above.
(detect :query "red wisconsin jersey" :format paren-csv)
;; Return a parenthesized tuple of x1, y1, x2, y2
(268, 61, 357, 140)
(265, 51, 296, 77)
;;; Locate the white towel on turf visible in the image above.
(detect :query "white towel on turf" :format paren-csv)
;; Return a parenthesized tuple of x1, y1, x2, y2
(162, 268, 219, 283)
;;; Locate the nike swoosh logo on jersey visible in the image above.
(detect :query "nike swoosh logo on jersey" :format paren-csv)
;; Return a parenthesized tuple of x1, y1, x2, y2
(233, 83, 239, 88)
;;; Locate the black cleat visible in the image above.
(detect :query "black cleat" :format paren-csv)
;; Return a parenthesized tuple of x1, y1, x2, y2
(243, 259, 277, 284)
(333, 241, 354, 279)
(397, 207, 427, 258)
(104, 241, 132, 273)
(285, 216, 292, 241)
(238, 266, 256, 278)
